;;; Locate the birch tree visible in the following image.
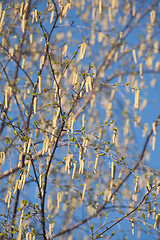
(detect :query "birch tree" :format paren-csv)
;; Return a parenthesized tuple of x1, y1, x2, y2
(0, 0, 160, 239)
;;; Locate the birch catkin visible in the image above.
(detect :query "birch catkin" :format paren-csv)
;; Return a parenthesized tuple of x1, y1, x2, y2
(99, 0, 102, 14)
(152, 121, 157, 135)
(34, 96, 37, 114)
(150, 10, 156, 24)
(82, 183, 86, 201)
(79, 42, 87, 60)
(72, 162, 77, 179)
(134, 89, 140, 109)
(38, 75, 41, 93)
(132, 49, 137, 64)
(94, 154, 99, 173)
(18, 209, 24, 240)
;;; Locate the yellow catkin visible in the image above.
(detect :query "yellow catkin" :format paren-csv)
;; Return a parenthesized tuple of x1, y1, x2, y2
(5, 191, 8, 203)
(30, 33, 33, 44)
(47, 194, 52, 211)
(85, 77, 89, 93)
(42, 137, 47, 155)
(108, 180, 113, 201)
(14, 179, 19, 194)
(0, 11, 5, 32)
(157, 183, 160, 195)
(35, 8, 38, 22)
(112, 194, 115, 205)
(152, 122, 157, 135)
(57, 192, 61, 210)
(98, 32, 104, 43)
(20, 2, 24, 18)
(80, 81, 85, 98)
(118, 169, 123, 179)
(99, 0, 102, 14)
(142, 123, 148, 137)
(135, 178, 139, 192)
(18, 209, 24, 240)
(112, 129, 117, 144)
(0, 151, 5, 164)
(139, 63, 143, 77)
(111, 162, 115, 180)
(154, 41, 159, 54)
(62, 2, 71, 17)
(65, 156, 69, 173)
(62, 44, 68, 57)
(82, 114, 85, 128)
(114, 51, 119, 62)
(72, 72, 78, 85)
(150, 78, 156, 87)
(152, 207, 156, 219)
(21, 56, 25, 69)
(22, 173, 26, 190)
(79, 146, 83, 163)
(5, 87, 8, 109)
(27, 138, 31, 153)
(26, 232, 30, 240)
(154, 214, 160, 230)
(34, 96, 37, 114)
(94, 154, 99, 173)
(65, 154, 73, 174)
(27, 161, 31, 178)
(21, 15, 26, 33)
(39, 174, 43, 188)
(45, 136, 49, 152)
(132, 1, 136, 17)
(23, 141, 27, 153)
(110, 89, 115, 101)
(50, 10, 54, 23)
(72, 162, 77, 180)
(31, 11, 34, 23)
(120, 44, 124, 53)
(79, 158, 85, 174)
(132, 192, 137, 202)
(140, 98, 147, 111)
(71, 114, 75, 134)
(124, 118, 129, 136)
(155, 62, 160, 71)
(38, 75, 41, 93)
(5, 190, 12, 208)
(132, 49, 137, 64)
(18, 176, 23, 190)
(87, 76, 93, 92)
(40, 55, 45, 69)
(18, 152, 23, 167)
(79, 42, 87, 60)
(8, 86, 12, 97)
(82, 183, 86, 201)
(83, 137, 88, 153)
(134, 89, 140, 109)
(0, 3, 2, 19)
(119, 31, 123, 40)
(152, 136, 156, 151)
(150, 10, 156, 24)
(132, 219, 135, 235)
(49, 222, 55, 235)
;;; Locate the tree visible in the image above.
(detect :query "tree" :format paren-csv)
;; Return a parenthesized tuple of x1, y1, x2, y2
(0, 0, 160, 239)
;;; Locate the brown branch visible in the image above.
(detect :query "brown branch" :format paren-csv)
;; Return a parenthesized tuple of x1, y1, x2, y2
(10, 1, 32, 237)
